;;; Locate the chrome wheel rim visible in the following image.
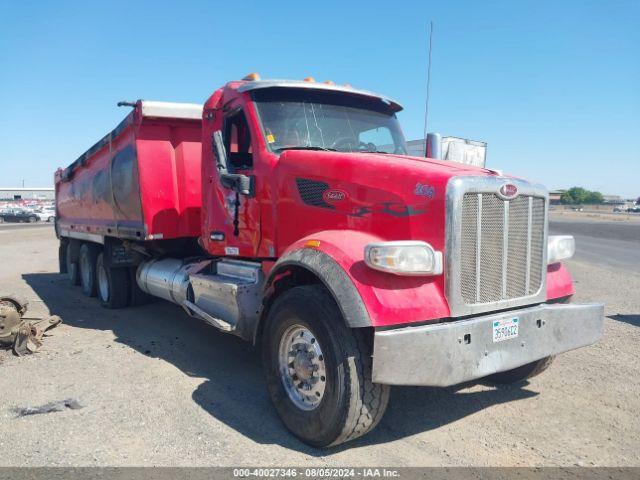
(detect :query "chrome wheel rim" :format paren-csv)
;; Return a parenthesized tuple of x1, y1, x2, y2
(278, 325, 327, 411)
(97, 261, 109, 301)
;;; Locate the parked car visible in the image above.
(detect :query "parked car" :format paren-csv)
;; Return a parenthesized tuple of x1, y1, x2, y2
(36, 207, 56, 222)
(0, 208, 40, 223)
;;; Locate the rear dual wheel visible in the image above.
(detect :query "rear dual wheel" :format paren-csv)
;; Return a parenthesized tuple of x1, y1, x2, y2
(79, 244, 98, 297)
(65, 243, 80, 286)
(96, 253, 129, 309)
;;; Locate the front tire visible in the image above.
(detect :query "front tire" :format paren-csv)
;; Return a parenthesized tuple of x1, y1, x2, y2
(263, 285, 389, 447)
(28, 216, 37, 223)
(486, 356, 555, 384)
(96, 253, 129, 309)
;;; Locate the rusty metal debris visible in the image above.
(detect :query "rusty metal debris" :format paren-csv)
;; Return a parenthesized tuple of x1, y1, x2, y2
(0, 295, 62, 356)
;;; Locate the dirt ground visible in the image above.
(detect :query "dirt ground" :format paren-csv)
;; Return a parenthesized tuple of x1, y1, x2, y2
(0, 225, 638, 467)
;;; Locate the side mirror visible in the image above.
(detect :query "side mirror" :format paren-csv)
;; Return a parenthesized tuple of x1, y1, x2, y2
(213, 130, 254, 197)
(220, 173, 254, 196)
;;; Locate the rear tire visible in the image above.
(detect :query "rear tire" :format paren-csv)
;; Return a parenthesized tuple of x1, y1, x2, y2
(263, 285, 389, 447)
(486, 356, 555, 384)
(128, 267, 151, 306)
(59, 242, 68, 274)
(79, 243, 98, 297)
(28, 216, 37, 223)
(96, 253, 129, 309)
(66, 242, 80, 286)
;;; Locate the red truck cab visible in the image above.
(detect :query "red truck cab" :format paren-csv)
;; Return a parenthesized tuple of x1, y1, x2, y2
(55, 75, 603, 447)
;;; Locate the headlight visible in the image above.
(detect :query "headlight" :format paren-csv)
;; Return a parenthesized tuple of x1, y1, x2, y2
(364, 241, 443, 276)
(547, 235, 575, 264)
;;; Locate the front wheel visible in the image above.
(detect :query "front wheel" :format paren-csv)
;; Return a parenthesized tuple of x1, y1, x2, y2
(28, 216, 37, 223)
(486, 356, 555, 384)
(263, 285, 389, 447)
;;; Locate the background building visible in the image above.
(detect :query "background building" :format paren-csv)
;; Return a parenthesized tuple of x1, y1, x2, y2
(549, 190, 565, 205)
(0, 187, 55, 201)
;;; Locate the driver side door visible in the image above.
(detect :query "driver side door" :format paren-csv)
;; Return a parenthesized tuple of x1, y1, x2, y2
(204, 103, 261, 258)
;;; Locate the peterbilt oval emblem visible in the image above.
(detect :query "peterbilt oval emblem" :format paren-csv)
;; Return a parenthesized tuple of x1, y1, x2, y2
(498, 183, 518, 199)
(323, 189, 348, 203)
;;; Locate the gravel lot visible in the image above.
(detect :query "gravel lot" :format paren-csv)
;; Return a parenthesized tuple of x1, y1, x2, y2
(0, 221, 638, 467)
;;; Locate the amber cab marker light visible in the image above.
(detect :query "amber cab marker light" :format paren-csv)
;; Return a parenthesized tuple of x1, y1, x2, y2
(242, 72, 261, 81)
(303, 77, 315, 82)
(323, 80, 335, 85)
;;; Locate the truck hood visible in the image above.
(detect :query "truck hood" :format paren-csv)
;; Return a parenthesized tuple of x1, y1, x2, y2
(280, 149, 495, 178)
(274, 149, 502, 252)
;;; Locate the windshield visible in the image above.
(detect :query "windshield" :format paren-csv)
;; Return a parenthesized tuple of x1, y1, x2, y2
(252, 89, 407, 154)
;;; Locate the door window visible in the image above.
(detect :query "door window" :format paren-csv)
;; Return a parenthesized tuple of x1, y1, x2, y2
(223, 109, 253, 171)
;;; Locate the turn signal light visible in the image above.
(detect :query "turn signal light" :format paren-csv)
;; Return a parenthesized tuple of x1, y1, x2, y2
(242, 72, 261, 81)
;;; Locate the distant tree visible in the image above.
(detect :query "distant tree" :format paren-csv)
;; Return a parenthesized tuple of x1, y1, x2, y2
(560, 187, 604, 204)
(561, 187, 587, 204)
(585, 191, 604, 204)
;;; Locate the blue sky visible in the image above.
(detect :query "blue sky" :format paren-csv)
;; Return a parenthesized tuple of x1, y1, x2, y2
(1, 0, 638, 197)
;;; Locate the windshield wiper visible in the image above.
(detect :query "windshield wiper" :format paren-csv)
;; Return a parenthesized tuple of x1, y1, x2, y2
(359, 150, 391, 154)
(277, 145, 337, 152)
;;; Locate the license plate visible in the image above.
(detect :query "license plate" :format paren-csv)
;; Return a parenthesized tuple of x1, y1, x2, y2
(493, 317, 519, 342)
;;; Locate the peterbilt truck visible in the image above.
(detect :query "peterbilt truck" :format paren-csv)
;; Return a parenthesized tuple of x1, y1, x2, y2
(55, 74, 604, 447)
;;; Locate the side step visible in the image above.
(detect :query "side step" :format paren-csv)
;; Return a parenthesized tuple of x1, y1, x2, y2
(185, 259, 263, 338)
(137, 257, 264, 339)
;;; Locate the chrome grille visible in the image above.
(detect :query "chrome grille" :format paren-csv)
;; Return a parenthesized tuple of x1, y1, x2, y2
(459, 192, 545, 305)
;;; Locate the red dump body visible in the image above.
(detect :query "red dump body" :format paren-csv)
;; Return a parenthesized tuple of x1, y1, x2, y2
(55, 102, 203, 241)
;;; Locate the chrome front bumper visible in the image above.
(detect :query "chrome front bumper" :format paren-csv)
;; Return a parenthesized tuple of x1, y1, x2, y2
(372, 302, 604, 387)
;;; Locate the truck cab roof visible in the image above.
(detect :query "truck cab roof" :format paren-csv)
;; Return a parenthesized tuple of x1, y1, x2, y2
(236, 79, 403, 113)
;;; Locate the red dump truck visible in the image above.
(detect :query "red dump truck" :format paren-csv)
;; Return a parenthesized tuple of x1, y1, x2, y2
(55, 74, 604, 447)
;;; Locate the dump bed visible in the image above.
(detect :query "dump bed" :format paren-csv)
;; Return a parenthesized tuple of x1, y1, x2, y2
(55, 101, 203, 242)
